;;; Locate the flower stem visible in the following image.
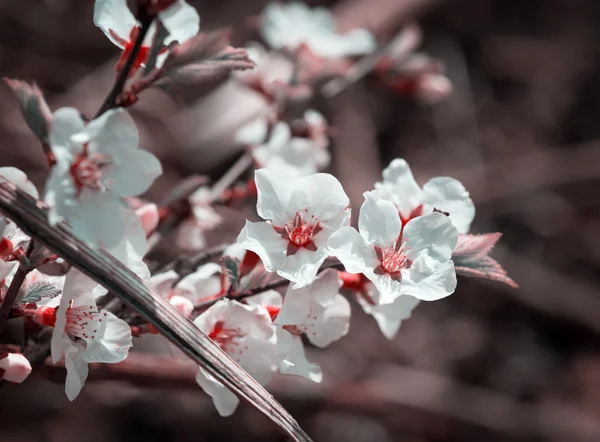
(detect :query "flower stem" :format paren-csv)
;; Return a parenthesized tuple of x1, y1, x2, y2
(0, 266, 27, 334)
(94, 10, 154, 119)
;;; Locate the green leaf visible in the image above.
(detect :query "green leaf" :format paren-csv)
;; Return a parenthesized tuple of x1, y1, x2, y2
(18, 281, 61, 305)
(221, 255, 240, 294)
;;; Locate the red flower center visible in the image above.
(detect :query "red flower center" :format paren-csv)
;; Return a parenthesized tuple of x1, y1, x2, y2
(373, 237, 411, 281)
(273, 211, 322, 256)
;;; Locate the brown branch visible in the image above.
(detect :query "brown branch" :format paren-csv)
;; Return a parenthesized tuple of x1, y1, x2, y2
(0, 179, 312, 442)
(94, 10, 153, 118)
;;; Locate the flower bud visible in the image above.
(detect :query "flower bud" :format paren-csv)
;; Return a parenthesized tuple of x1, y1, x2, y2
(135, 203, 159, 236)
(35, 306, 57, 327)
(169, 295, 194, 318)
(0, 353, 32, 383)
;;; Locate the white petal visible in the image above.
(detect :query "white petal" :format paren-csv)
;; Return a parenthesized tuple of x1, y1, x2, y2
(307, 294, 351, 348)
(237, 221, 287, 272)
(422, 177, 475, 234)
(277, 329, 322, 382)
(0, 167, 38, 198)
(83, 312, 132, 363)
(159, 0, 200, 45)
(255, 169, 293, 224)
(49, 107, 85, 156)
(0, 261, 17, 281)
(358, 190, 401, 246)
(195, 367, 239, 416)
(278, 247, 328, 289)
(86, 108, 139, 155)
(275, 283, 311, 326)
(363, 270, 403, 304)
(68, 192, 125, 248)
(235, 117, 269, 146)
(247, 289, 283, 309)
(328, 226, 376, 274)
(402, 256, 456, 301)
(357, 292, 420, 339)
(292, 173, 349, 222)
(93, 0, 138, 48)
(376, 159, 423, 218)
(403, 212, 458, 262)
(105, 148, 162, 197)
(306, 268, 342, 307)
(64, 342, 89, 401)
(150, 270, 179, 298)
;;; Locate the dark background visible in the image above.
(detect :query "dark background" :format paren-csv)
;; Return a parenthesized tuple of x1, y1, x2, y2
(2, 0, 600, 441)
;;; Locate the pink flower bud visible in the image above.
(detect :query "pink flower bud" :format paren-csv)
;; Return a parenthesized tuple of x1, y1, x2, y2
(135, 203, 159, 236)
(0, 353, 32, 383)
(414, 73, 453, 104)
(169, 295, 194, 318)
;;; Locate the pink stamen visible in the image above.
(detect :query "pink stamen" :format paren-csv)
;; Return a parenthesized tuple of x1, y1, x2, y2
(373, 237, 411, 281)
(273, 210, 322, 255)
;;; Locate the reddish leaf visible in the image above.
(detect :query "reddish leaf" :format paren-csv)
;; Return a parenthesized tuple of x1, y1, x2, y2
(453, 233, 518, 288)
(3, 79, 52, 144)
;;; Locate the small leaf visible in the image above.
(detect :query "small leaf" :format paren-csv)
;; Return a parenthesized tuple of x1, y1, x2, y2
(221, 255, 240, 294)
(453, 233, 518, 288)
(3, 79, 52, 144)
(153, 30, 255, 100)
(18, 281, 61, 305)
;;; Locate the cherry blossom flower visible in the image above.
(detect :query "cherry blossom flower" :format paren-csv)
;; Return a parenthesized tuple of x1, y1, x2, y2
(175, 186, 222, 252)
(135, 203, 159, 236)
(250, 114, 330, 177)
(340, 272, 421, 339)
(194, 299, 278, 416)
(328, 191, 458, 304)
(260, 2, 376, 59)
(93, 0, 200, 73)
(234, 42, 293, 96)
(45, 107, 162, 248)
(37, 269, 132, 400)
(108, 208, 152, 282)
(250, 269, 350, 382)
(0, 353, 32, 383)
(375, 159, 475, 234)
(238, 169, 350, 288)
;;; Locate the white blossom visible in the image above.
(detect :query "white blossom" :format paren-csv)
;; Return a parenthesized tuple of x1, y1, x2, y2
(375, 159, 475, 233)
(328, 191, 458, 304)
(250, 269, 350, 382)
(175, 186, 221, 252)
(194, 299, 278, 416)
(40, 269, 132, 401)
(260, 2, 376, 59)
(238, 169, 350, 288)
(251, 114, 330, 177)
(94, 0, 200, 70)
(46, 107, 162, 248)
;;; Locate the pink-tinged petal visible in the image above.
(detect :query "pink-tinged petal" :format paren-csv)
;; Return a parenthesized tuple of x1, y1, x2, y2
(175, 219, 207, 252)
(255, 169, 293, 224)
(0, 261, 17, 281)
(0, 167, 38, 198)
(49, 107, 85, 157)
(402, 256, 457, 301)
(159, 0, 200, 45)
(0, 353, 32, 383)
(106, 148, 162, 197)
(195, 367, 239, 416)
(277, 329, 322, 382)
(135, 203, 159, 236)
(359, 191, 401, 246)
(376, 158, 423, 218)
(403, 212, 458, 262)
(292, 173, 349, 222)
(93, 0, 138, 48)
(237, 220, 288, 272)
(422, 177, 475, 234)
(328, 226, 377, 274)
(247, 289, 283, 309)
(357, 291, 420, 339)
(64, 342, 89, 401)
(307, 293, 350, 348)
(276, 283, 311, 326)
(86, 108, 139, 155)
(277, 247, 328, 289)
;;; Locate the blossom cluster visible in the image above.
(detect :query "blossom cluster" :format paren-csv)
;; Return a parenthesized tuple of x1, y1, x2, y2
(0, 0, 515, 427)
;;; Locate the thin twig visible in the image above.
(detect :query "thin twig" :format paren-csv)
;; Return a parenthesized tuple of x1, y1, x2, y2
(209, 152, 254, 201)
(94, 11, 153, 118)
(0, 266, 27, 334)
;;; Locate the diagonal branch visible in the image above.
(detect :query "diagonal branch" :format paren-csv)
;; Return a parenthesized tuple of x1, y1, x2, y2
(0, 178, 312, 442)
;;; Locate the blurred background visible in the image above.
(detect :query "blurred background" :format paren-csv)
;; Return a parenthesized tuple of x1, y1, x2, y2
(2, 0, 600, 441)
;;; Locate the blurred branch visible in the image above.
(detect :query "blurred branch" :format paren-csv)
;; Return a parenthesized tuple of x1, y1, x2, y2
(0, 178, 312, 442)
